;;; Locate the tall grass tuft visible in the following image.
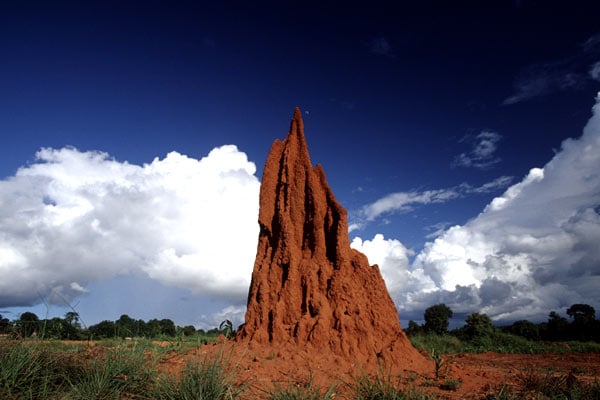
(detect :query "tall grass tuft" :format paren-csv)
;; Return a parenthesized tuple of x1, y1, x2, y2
(0, 342, 72, 399)
(155, 351, 244, 399)
(67, 343, 155, 399)
(268, 377, 336, 400)
(352, 370, 436, 400)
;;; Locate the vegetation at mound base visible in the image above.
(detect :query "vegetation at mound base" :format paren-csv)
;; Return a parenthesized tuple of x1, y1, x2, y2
(1, 302, 598, 346)
(1, 339, 599, 399)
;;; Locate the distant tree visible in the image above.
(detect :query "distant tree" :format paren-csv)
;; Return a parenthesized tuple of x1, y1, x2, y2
(0, 314, 10, 334)
(504, 320, 540, 340)
(182, 325, 196, 336)
(424, 304, 453, 335)
(64, 311, 80, 328)
(17, 312, 40, 338)
(159, 319, 176, 336)
(43, 317, 66, 339)
(463, 312, 494, 339)
(567, 304, 596, 341)
(89, 320, 116, 339)
(543, 311, 569, 341)
(566, 304, 595, 324)
(405, 320, 423, 336)
(116, 314, 138, 337)
(146, 319, 162, 337)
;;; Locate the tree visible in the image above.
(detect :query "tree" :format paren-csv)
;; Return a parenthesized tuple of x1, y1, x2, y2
(182, 325, 196, 336)
(0, 314, 10, 334)
(543, 311, 569, 341)
(567, 304, 596, 341)
(64, 311, 80, 328)
(424, 304, 453, 335)
(89, 320, 116, 339)
(17, 312, 40, 338)
(566, 304, 595, 324)
(505, 320, 540, 340)
(405, 320, 423, 336)
(159, 319, 176, 336)
(116, 314, 137, 337)
(463, 312, 494, 339)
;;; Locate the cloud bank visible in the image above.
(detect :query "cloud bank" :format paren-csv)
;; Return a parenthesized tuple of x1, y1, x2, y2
(0, 146, 260, 308)
(354, 94, 600, 322)
(3, 95, 600, 326)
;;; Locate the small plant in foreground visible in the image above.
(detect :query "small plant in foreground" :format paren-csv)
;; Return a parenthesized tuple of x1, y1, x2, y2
(429, 348, 444, 379)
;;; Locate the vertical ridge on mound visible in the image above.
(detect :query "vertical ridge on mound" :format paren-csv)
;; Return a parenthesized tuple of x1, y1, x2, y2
(237, 108, 426, 368)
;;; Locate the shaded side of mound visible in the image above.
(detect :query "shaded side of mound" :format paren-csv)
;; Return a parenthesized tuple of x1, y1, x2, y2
(236, 108, 428, 372)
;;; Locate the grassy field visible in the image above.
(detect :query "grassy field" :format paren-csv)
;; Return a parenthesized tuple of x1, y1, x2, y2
(1, 336, 599, 399)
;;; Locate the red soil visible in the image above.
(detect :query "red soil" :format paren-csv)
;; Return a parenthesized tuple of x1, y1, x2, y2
(159, 341, 600, 399)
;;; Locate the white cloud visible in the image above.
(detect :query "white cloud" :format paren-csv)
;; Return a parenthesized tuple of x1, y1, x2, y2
(351, 234, 434, 296)
(360, 176, 512, 222)
(590, 61, 600, 81)
(0, 145, 260, 307)
(453, 130, 502, 169)
(371, 94, 600, 323)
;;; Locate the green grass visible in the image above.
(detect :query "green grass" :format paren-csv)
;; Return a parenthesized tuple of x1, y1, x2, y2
(409, 331, 600, 354)
(2, 338, 600, 399)
(67, 343, 156, 399)
(154, 350, 245, 399)
(352, 370, 437, 400)
(0, 342, 69, 399)
(267, 375, 336, 400)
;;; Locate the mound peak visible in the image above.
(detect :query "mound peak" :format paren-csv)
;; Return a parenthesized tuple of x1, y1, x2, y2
(237, 108, 427, 370)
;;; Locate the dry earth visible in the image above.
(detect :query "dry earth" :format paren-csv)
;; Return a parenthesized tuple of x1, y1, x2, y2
(158, 339, 600, 399)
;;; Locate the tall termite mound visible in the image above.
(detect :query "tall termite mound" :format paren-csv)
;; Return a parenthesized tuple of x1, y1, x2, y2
(237, 108, 426, 369)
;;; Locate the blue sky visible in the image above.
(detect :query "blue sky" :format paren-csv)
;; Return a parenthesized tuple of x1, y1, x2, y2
(1, 1, 600, 329)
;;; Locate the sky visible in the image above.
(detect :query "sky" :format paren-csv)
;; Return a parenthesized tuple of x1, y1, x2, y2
(1, 1, 600, 330)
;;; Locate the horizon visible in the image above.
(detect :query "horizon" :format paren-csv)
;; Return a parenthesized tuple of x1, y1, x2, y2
(1, 2, 600, 330)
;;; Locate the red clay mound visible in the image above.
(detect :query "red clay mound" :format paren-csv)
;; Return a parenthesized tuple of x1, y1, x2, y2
(236, 108, 429, 374)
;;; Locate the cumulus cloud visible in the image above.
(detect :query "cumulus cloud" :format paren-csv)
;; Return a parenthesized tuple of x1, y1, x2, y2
(0, 146, 260, 308)
(453, 130, 502, 169)
(359, 94, 600, 323)
(360, 176, 512, 221)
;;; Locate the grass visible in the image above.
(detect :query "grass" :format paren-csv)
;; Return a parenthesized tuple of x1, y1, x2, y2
(267, 377, 336, 400)
(2, 338, 600, 399)
(352, 369, 437, 400)
(0, 341, 70, 399)
(409, 331, 600, 354)
(155, 350, 245, 400)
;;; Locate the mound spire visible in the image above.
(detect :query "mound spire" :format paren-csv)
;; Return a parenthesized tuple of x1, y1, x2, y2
(237, 108, 426, 369)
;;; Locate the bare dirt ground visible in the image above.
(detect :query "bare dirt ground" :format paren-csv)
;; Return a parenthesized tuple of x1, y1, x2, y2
(158, 339, 600, 399)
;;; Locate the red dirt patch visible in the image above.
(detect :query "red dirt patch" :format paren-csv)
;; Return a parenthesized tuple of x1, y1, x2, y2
(159, 342, 600, 399)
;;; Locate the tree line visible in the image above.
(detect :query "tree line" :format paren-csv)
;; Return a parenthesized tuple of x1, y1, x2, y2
(406, 303, 599, 342)
(0, 311, 231, 340)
